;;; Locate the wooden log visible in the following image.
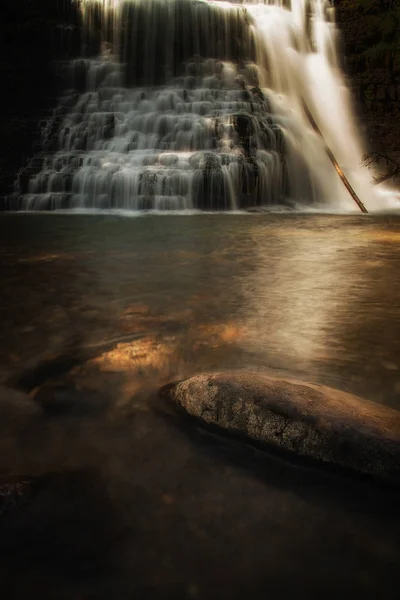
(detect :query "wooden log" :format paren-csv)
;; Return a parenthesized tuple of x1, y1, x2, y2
(302, 101, 368, 214)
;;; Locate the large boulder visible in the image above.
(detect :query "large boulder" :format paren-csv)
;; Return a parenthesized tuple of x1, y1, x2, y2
(162, 371, 400, 485)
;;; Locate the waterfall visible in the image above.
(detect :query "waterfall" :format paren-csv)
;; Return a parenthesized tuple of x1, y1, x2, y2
(12, 0, 393, 212)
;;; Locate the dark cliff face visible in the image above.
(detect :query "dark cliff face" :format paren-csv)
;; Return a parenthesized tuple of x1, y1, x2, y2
(0, 0, 81, 198)
(0, 0, 397, 200)
(335, 0, 400, 162)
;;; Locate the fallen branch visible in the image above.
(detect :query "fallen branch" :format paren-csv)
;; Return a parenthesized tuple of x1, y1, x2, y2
(302, 101, 368, 213)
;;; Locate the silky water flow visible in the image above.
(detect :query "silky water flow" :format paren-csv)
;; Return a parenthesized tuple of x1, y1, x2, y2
(12, 0, 397, 213)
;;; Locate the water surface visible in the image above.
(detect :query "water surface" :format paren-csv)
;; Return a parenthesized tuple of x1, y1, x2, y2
(1, 212, 399, 407)
(1, 212, 400, 598)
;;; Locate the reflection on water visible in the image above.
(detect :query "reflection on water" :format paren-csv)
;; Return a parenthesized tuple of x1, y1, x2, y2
(1, 213, 400, 408)
(244, 225, 350, 366)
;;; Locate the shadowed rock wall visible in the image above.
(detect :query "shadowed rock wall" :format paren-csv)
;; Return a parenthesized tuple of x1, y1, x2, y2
(336, 0, 400, 162)
(0, 0, 81, 200)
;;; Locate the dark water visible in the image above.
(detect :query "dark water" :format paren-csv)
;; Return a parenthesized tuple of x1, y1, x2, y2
(1, 213, 399, 406)
(1, 213, 400, 599)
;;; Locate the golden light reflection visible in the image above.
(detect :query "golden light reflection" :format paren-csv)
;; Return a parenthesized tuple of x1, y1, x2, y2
(361, 231, 400, 244)
(90, 337, 167, 371)
(70, 315, 246, 414)
(241, 226, 368, 373)
(195, 323, 245, 347)
(88, 319, 244, 373)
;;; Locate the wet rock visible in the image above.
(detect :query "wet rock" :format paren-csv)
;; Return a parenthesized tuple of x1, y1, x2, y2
(103, 114, 115, 139)
(163, 371, 400, 485)
(0, 386, 42, 431)
(238, 159, 260, 208)
(232, 112, 254, 155)
(139, 171, 158, 195)
(159, 153, 179, 167)
(189, 151, 230, 209)
(189, 152, 212, 170)
(184, 76, 196, 90)
(235, 76, 246, 90)
(0, 388, 44, 481)
(192, 154, 228, 210)
(137, 196, 154, 210)
(251, 86, 265, 102)
(270, 125, 285, 153)
(33, 383, 109, 417)
(0, 479, 35, 518)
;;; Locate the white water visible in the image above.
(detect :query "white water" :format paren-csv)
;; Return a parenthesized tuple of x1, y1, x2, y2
(16, 0, 399, 212)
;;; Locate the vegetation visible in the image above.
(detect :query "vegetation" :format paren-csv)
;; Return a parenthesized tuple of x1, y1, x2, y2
(362, 151, 400, 185)
(337, 0, 400, 78)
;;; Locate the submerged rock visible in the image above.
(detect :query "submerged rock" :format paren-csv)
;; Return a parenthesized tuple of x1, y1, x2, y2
(0, 386, 42, 431)
(0, 479, 34, 518)
(33, 382, 110, 417)
(162, 371, 400, 485)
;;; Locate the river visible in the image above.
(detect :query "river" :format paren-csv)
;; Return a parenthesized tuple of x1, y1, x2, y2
(1, 212, 399, 407)
(0, 212, 399, 598)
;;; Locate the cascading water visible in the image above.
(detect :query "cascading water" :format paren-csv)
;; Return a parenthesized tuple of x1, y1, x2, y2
(11, 0, 396, 212)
